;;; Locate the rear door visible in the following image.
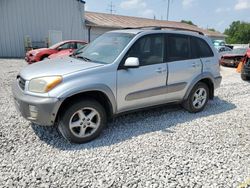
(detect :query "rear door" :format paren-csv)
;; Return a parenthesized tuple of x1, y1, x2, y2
(166, 34, 202, 100)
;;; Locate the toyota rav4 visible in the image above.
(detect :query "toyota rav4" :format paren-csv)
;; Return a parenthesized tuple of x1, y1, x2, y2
(12, 28, 222, 143)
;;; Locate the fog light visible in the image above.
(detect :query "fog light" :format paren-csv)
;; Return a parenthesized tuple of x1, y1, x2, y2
(29, 105, 38, 118)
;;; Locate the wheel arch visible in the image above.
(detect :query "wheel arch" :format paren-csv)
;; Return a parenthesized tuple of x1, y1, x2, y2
(56, 90, 115, 123)
(184, 73, 215, 100)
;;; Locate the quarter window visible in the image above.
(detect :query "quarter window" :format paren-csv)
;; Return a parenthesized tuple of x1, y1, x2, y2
(191, 37, 214, 58)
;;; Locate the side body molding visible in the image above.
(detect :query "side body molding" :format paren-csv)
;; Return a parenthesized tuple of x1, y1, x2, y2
(125, 82, 187, 101)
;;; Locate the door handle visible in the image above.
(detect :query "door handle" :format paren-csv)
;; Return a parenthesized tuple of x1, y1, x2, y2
(192, 63, 196, 67)
(155, 68, 166, 73)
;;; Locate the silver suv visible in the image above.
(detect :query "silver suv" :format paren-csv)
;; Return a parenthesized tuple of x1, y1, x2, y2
(12, 29, 222, 143)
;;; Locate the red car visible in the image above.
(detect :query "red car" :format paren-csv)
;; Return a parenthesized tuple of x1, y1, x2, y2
(220, 48, 248, 67)
(25, 40, 87, 64)
(241, 49, 250, 80)
(48, 43, 87, 59)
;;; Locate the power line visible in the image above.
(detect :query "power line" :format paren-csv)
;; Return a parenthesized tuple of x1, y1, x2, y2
(107, 1, 116, 14)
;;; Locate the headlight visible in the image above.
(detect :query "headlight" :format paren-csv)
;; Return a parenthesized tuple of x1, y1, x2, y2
(28, 76, 62, 93)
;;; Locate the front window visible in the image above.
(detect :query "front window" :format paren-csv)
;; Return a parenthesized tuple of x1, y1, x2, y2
(125, 34, 165, 66)
(58, 42, 76, 50)
(76, 33, 135, 64)
(49, 42, 65, 49)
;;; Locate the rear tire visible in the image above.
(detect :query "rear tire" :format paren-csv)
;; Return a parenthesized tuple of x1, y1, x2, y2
(182, 82, 209, 113)
(58, 99, 107, 144)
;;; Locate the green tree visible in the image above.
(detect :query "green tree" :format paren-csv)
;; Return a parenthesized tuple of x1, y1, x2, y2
(181, 20, 197, 26)
(224, 21, 250, 44)
(208, 28, 216, 32)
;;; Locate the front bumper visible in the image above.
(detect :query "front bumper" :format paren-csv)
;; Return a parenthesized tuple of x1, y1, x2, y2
(12, 80, 62, 126)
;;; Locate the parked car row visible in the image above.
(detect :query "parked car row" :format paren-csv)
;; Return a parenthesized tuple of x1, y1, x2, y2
(14, 28, 222, 143)
(25, 40, 87, 64)
(213, 40, 250, 81)
(220, 48, 248, 67)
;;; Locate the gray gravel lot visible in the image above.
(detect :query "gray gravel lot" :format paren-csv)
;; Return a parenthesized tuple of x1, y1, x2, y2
(0, 59, 250, 188)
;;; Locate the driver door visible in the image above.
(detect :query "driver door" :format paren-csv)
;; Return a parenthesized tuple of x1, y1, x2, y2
(117, 34, 168, 113)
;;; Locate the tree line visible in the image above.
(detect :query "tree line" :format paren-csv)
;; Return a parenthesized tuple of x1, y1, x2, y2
(181, 20, 250, 44)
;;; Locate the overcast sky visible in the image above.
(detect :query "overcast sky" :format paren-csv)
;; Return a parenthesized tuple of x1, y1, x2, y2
(84, 0, 250, 33)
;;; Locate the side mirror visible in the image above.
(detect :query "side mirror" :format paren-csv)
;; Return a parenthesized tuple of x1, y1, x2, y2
(124, 57, 139, 68)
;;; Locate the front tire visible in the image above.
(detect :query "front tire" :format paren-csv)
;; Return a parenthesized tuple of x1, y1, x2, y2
(182, 82, 209, 113)
(58, 99, 107, 144)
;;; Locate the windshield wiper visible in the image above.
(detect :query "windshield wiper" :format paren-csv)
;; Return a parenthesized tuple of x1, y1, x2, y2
(78, 56, 92, 62)
(71, 55, 92, 62)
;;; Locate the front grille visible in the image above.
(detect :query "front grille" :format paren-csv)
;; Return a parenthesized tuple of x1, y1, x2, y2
(17, 76, 26, 90)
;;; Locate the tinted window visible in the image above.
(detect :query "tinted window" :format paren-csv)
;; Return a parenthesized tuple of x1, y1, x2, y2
(126, 34, 165, 66)
(167, 34, 190, 61)
(192, 37, 214, 58)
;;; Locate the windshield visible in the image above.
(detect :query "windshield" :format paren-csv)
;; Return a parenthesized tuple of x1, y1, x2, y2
(230, 48, 247, 55)
(76, 32, 135, 64)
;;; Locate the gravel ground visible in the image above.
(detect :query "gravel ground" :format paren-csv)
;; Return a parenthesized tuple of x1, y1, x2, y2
(0, 59, 250, 188)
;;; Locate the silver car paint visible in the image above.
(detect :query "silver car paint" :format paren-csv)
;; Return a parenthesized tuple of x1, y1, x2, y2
(14, 29, 221, 126)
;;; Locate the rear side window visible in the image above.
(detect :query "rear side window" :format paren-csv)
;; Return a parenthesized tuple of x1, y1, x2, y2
(167, 34, 190, 61)
(191, 37, 214, 58)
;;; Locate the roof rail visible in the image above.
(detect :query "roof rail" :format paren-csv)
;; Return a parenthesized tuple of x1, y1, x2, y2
(124, 26, 162, 30)
(124, 26, 204, 35)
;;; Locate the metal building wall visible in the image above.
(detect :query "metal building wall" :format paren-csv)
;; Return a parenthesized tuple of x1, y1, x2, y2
(89, 27, 114, 42)
(0, 0, 87, 57)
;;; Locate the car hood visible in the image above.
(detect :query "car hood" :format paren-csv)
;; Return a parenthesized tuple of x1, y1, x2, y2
(20, 56, 104, 80)
(28, 48, 48, 54)
(221, 54, 244, 58)
(49, 50, 72, 59)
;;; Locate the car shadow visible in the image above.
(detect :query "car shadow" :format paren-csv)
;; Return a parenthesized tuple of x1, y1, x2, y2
(31, 97, 236, 150)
